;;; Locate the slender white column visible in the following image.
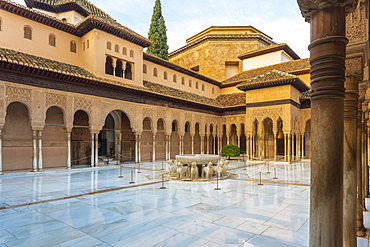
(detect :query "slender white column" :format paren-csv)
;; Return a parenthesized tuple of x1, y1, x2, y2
(274, 134, 277, 161)
(152, 134, 156, 162)
(191, 135, 194, 154)
(214, 136, 217, 154)
(284, 134, 287, 161)
(38, 130, 43, 171)
(167, 135, 170, 160)
(138, 135, 141, 163)
(227, 136, 230, 145)
(32, 130, 37, 172)
(67, 131, 71, 169)
(179, 135, 183, 155)
(95, 133, 98, 166)
(200, 135, 204, 154)
(288, 134, 291, 162)
(90, 133, 95, 167)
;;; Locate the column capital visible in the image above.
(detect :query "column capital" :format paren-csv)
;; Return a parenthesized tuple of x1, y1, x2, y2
(297, 0, 358, 22)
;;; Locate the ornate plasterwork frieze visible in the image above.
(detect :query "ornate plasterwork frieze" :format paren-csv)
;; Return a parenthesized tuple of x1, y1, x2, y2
(297, 0, 359, 22)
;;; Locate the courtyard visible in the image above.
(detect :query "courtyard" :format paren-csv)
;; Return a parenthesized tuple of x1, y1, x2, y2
(0, 160, 368, 246)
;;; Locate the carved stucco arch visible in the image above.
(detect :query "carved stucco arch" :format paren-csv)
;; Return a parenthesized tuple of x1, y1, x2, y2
(4, 100, 32, 125)
(99, 105, 135, 132)
(45, 105, 67, 128)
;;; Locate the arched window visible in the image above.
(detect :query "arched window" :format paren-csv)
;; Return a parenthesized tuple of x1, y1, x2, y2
(49, 34, 56, 47)
(61, 18, 67, 23)
(107, 41, 111, 50)
(173, 74, 177, 83)
(70, 41, 76, 53)
(130, 50, 134, 57)
(115, 44, 119, 52)
(24, 26, 32, 40)
(181, 77, 185, 85)
(143, 64, 147, 74)
(125, 62, 132, 80)
(87, 40, 89, 49)
(196, 81, 199, 89)
(202, 84, 205, 91)
(189, 79, 192, 87)
(164, 71, 168, 80)
(122, 47, 127, 55)
(0, 17, 2, 31)
(153, 68, 158, 77)
(105, 56, 113, 75)
(115, 60, 123, 78)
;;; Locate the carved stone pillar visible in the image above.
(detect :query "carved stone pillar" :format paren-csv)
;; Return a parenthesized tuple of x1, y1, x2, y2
(191, 135, 194, 154)
(200, 135, 204, 155)
(152, 133, 156, 162)
(95, 133, 99, 166)
(287, 133, 291, 162)
(343, 75, 358, 246)
(284, 134, 287, 162)
(357, 100, 366, 236)
(38, 130, 43, 171)
(66, 130, 71, 169)
(179, 135, 183, 155)
(226, 136, 230, 145)
(296, 1, 358, 246)
(135, 134, 141, 163)
(165, 135, 170, 160)
(274, 134, 277, 161)
(32, 130, 37, 172)
(90, 133, 95, 167)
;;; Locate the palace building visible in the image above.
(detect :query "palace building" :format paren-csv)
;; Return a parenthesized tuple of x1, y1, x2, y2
(0, 0, 318, 173)
(0, 0, 367, 180)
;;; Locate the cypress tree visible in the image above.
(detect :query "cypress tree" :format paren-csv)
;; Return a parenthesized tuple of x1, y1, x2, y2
(147, 0, 169, 60)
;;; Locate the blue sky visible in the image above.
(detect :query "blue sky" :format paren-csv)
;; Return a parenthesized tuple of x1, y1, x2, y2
(12, 0, 311, 58)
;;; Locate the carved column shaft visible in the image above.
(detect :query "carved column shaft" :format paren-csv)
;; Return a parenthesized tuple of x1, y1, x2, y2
(90, 133, 95, 167)
(67, 131, 71, 169)
(357, 100, 366, 235)
(32, 130, 37, 172)
(296, 2, 356, 246)
(38, 130, 43, 171)
(343, 75, 358, 246)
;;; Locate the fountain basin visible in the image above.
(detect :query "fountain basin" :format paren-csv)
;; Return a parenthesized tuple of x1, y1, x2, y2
(175, 154, 219, 165)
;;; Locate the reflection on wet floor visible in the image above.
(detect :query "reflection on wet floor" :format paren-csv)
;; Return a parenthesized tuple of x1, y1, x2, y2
(0, 159, 367, 246)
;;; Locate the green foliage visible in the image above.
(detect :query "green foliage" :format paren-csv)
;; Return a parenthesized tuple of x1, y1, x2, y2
(147, 0, 169, 60)
(220, 145, 241, 158)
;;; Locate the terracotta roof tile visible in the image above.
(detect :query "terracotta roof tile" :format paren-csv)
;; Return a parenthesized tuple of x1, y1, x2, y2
(222, 58, 310, 86)
(237, 70, 310, 92)
(238, 43, 300, 60)
(143, 81, 222, 107)
(216, 93, 245, 107)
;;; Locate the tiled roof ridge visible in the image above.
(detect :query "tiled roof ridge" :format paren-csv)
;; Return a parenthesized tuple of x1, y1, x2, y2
(142, 80, 223, 108)
(25, 0, 112, 19)
(245, 70, 296, 84)
(143, 52, 221, 86)
(238, 43, 300, 60)
(222, 58, 310, 85)
(1, 0, 76, 28)
(169, 33, 276, 58)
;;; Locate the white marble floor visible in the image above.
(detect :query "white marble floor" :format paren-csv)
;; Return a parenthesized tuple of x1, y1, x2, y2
(0, 159, 366, 246)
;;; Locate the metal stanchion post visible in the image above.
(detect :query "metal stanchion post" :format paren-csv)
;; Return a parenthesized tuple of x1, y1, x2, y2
(266, 162, 271, 174)
(161, 161, 164, 170)
(138, 162, 141, 173)
(273, 166, 278, 179)
(243, 159, 247, 170)
(129, 170, 135, 184)
(118, 165, 123, 178)
(258, 171, 263, 185)
(160, 173, 166, 189)
(116, 155, 118, 165)
(215, 172, 221, 190)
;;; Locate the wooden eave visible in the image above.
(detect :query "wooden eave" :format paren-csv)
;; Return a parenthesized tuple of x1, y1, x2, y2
(237, 78, 309, 92)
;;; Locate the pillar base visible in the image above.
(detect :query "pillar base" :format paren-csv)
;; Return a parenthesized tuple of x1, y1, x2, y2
(38, 169, 43, 172)
(66, 167, 71, 170)
(357, 228, 366, 237)
(31, 169, 37, 172)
